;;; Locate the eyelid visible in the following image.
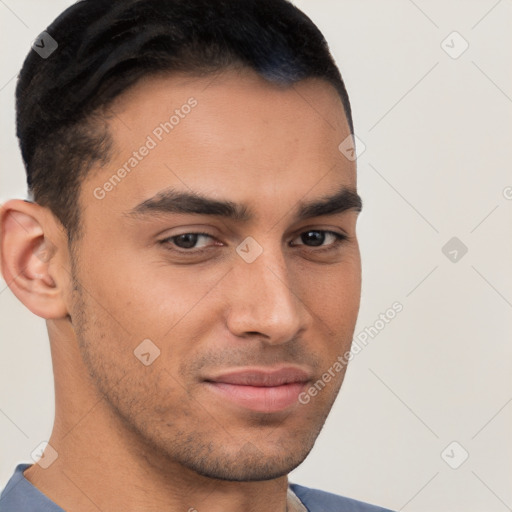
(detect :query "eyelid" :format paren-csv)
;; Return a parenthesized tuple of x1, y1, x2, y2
(159, 228, 349, 253)
(289, 222, 348, 238)
(160, 232, 220, 248)
(289, 230, 348, 247)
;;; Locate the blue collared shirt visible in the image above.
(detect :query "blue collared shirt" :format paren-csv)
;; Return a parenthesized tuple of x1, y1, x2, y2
(0, 463, 395, 512)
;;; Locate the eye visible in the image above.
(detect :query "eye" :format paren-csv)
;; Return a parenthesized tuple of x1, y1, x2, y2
(161, 232, 217, 250)
(291, 230, 347, 248)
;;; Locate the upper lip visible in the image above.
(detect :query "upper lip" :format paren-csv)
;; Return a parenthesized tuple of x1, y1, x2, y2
(204, 366, 312, 387)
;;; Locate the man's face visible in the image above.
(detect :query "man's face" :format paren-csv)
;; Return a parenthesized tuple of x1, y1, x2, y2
(68, 70, 361, 481)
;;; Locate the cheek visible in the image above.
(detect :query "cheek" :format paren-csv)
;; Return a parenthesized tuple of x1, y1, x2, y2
(126, 265, 229, 344)
(78, 243, 224, 341)
(298, 257, 361, 317)
(297, 258, 361, 358)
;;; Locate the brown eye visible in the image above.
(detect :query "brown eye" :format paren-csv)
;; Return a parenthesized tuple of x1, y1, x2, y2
(292, 230, 347, 248)
(301, 231, 326, 246)
(174, 233, 201, 249)
(161, 233, 216, 250)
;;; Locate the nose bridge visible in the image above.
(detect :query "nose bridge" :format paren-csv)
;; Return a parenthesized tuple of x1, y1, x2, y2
(227, 239, 306, 341)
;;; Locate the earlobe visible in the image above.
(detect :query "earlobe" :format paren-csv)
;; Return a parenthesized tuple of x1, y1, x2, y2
(0, 199, 70, 319)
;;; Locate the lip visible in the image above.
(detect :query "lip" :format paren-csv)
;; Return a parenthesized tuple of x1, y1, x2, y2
(203, 366, 312, 413)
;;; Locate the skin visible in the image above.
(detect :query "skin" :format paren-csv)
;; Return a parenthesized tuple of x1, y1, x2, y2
(0, 69, 361, 512)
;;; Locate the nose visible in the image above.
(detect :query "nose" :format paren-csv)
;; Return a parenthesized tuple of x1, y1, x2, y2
(225, 242, 310, 345)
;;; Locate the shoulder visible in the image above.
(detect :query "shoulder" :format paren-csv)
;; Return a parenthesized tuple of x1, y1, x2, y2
(290, 483, 395, 512)
(0, 463, 65, 512)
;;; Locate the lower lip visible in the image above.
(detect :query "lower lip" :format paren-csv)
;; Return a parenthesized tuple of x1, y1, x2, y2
(204, 381, 307, 413)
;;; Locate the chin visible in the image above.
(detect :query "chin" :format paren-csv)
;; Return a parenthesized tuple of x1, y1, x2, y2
(186, 454, 305, 482)
(162, 430, 316, 482)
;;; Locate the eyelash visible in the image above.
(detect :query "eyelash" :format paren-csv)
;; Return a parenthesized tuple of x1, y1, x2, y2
(160, 232, 220, 253)
(159, 230, 348, 254)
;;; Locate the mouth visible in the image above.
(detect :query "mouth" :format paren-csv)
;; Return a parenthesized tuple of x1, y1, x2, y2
(203, 366, 312, 413)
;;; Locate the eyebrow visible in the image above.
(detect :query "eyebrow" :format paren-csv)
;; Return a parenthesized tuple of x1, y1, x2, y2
(125, 186, 362, 222)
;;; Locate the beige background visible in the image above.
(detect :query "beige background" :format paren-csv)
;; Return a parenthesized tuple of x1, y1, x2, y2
(1, 1, 511, 510)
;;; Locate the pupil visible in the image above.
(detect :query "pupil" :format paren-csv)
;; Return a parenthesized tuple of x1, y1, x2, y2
(302, 231, 324, 246)
(176, 233, 198, 248)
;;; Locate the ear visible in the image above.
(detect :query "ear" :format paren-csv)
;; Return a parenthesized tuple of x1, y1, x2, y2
(0, 199, 71, 319)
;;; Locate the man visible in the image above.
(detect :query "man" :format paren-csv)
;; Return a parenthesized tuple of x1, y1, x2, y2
(0, 0, 394, 510)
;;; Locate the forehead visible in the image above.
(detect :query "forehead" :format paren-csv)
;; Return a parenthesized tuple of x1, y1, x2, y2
(82, 69, 356, 219)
